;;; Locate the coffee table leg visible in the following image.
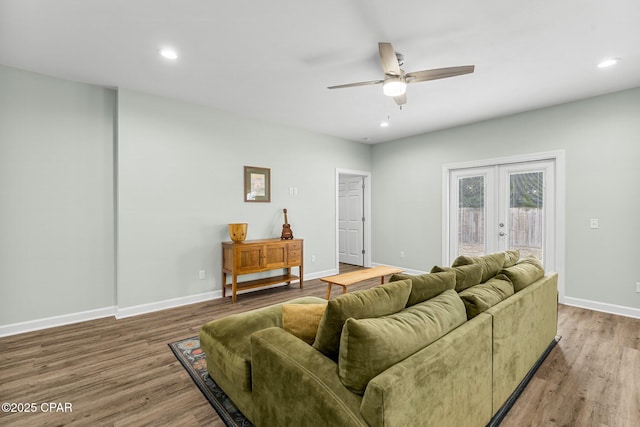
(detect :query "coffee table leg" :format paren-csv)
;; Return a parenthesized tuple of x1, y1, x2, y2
(325, 283, 332, 300)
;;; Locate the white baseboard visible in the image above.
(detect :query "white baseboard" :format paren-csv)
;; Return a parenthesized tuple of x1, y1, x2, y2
(115, 291, 219, 319)
(0, 306, 116, 338)
(0, 268, 400, 337)
(371, 262, 427, 276)
(563, 296, 640, 319)
(305, 268, 338, 280)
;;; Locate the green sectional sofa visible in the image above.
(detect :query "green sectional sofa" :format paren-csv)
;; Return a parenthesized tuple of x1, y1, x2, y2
(199, 251, 558, 426)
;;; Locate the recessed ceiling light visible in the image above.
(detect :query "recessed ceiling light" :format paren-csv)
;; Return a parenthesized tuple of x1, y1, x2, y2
(160, 48, 178, 60)
(380, 121, 389, 128)
(597, 58, 620, 68)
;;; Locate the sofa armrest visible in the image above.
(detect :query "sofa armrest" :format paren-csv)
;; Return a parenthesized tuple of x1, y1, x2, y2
(485, 272, 558, 412)
(199, 295, 326, 391)
(251, 327, 367, 427)
(360, 313, 493, 427)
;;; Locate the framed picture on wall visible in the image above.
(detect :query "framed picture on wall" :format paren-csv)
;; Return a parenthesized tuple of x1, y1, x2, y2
(244, 166, 271, 202)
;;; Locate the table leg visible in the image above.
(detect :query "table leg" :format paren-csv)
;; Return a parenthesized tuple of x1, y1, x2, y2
(222, 272, 227, 298)
(342, 286, 348, 294)
(325, 284, 332, 300)
(299, 264, 304, 288)
(381, 275, 386, 284)
(232, 274, 238, 304)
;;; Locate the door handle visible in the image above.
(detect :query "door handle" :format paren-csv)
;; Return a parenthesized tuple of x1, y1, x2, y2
(499, 232, 507, 237)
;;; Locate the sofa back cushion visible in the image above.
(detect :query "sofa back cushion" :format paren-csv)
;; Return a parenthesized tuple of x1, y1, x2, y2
(282, 303, 327, 345)
(452, 251, 509, 283)
(503, 249, 520, 268)
(337, 289, 467, 394)
(430, 264, 483, 292)
(313, 279, 412, 361)
(500, 255, 545, 292)
(451, 249, 520, 283)
(458, 274, 514, 319)
(389, 270, 456, 306)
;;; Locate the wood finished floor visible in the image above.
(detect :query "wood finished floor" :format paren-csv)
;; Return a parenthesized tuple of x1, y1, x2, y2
(1, 265, 639, 426)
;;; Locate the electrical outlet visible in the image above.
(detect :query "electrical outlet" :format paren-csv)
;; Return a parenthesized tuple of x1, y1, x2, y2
(311, 255, 316, 262)
(589, 218, 599, 229)
(199, 270, 206, 280)
(636, 282, 640, 293)
(400, 251, 405, 258)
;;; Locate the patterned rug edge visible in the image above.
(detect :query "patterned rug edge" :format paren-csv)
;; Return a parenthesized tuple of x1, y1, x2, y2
(168, 337, 253, 427)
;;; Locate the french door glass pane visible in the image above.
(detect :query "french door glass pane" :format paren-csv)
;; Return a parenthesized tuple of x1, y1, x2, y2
(509, 172, 544, 262)
(458, 176, 485, 257)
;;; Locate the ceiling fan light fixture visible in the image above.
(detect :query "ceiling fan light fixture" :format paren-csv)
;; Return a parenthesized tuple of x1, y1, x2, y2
(597, 58, 620, 68)
(160, 47, 178, 60)
(382, 77, 407, 97)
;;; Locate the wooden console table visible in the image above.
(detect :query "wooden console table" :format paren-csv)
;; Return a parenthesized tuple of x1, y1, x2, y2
(222, 238, 303, 303)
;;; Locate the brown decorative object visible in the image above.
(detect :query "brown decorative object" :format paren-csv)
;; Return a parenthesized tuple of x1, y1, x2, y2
(228, 223, 248, 242)
(244, 166, 271, 202)
(221, 238, 304, 303)
(281, 208, 293, 240)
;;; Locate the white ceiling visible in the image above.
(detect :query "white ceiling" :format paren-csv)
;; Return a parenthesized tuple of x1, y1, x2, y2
(1, 0, 639, 143)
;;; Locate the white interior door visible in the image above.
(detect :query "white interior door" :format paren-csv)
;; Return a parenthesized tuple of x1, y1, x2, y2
(339, 175, 364, 266)
(449, 160, 556, 270)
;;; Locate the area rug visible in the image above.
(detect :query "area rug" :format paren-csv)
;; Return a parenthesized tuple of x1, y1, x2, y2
(168, 337, 253, 427)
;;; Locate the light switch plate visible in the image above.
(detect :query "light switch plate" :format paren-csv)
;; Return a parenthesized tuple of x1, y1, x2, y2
(589, 218, 599, 229)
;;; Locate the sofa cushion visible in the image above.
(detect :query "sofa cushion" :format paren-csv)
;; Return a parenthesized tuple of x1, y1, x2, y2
(503, 249, 520, 268)
(430, 264, 483, 292)
(282, 303, 327, 345)
(389, 270, 456, 306)
(338, 289, 467, 394)
(452, 252, 507, 283)
(501, 255, 545, 292)
(313, 279, 412, 361)
(458, 274, 514, 319)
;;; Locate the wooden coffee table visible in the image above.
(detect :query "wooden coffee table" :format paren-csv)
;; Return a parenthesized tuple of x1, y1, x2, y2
(321, 265, 404, 299)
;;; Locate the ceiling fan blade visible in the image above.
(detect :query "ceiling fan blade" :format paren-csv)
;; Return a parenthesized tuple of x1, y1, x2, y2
(393, 93, 407, 106)
(378, 42, 401, 76)
(327, 79, 384, 90)
(406, 65, 475, 83)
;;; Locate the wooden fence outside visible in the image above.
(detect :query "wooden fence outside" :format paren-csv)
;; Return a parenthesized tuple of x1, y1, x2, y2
(458, 207, 543, 248)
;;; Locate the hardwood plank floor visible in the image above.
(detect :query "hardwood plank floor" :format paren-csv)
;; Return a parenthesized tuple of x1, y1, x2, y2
(1, 266, 639, 426)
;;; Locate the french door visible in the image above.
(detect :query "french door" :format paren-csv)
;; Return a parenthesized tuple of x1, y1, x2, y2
(448, 160, 555, 270)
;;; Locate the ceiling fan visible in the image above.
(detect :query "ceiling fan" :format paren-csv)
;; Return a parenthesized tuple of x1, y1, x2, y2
(328, 42, 475, 106)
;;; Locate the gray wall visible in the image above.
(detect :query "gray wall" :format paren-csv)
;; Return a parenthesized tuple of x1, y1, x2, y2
(371, 88, 640, 310)
(2, 63, 637, 330)
(0, 66, 116, 325)
(116, 89, 371, 308)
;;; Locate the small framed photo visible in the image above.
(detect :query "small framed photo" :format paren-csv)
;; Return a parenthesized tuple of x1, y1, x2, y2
(244, 166, 271, 202)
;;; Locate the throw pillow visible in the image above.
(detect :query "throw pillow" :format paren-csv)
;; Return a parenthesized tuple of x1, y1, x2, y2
(501, 255, 545, 292)
(282, 303, 327, 345)
(338, 289, 467, 394)
(430, 264, 483, 292)
(312, 279, 412, 361)
(389, 271, 456, 306)
(503, 249, 520, 268)
(451, 252, 507, 283)
(458, 274, 514, 319)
